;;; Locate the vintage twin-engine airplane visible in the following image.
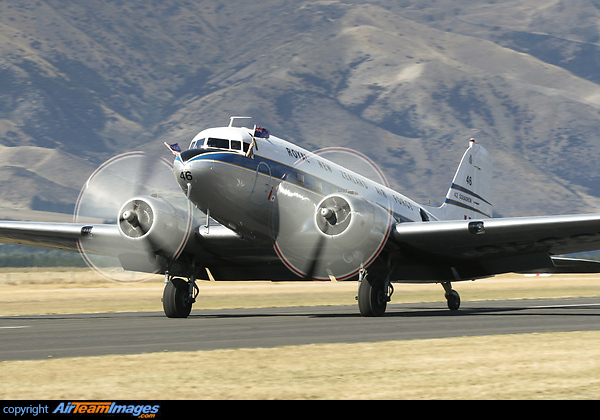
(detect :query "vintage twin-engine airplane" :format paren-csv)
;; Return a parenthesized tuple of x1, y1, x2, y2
(2, 116, 600, 318)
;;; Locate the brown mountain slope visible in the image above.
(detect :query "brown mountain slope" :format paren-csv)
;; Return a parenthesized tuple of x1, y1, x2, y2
(1, 0, 600, 218)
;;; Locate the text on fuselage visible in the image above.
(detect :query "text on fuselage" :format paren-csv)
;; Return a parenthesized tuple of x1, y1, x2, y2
(286, 147, 311, 163)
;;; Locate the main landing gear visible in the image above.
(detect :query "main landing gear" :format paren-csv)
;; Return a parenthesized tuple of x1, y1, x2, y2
(357, 267, 394, 317)
(162, 272, 199, 318)
(357, 269, 462, 316)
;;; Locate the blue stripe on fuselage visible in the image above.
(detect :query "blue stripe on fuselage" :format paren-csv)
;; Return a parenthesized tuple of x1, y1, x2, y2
(181, 151, 299, 182)
(178, 151, 415, 223)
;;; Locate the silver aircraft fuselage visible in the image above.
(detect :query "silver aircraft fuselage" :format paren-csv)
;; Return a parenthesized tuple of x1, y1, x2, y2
(173, 126, 430, 239)
(172, 125, 434, 280)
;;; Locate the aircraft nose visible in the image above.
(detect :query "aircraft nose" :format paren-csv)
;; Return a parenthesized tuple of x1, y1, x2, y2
(173, 152, 212, 196)
(174, 158, 194, 193)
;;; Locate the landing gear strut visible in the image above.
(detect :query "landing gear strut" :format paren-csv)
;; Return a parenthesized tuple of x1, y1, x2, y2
(442, 282, 460, 311)
(357, 267, 394, 317)
(162, 272, 199, 318)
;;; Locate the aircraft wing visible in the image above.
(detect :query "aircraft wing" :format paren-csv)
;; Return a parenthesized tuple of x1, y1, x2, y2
(0, 220, 296, 281)
(0, 221, 122, 255)
(392, 214, 600, 276)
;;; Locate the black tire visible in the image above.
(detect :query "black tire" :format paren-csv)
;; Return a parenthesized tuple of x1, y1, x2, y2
(357, 277, 387, 317)
(163, 278, 192, 318)
(446, 289, 461, 311)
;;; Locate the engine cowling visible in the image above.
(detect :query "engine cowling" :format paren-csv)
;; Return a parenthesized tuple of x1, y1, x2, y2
(117, 195, 195, 259)
(274, 182, 393, 280)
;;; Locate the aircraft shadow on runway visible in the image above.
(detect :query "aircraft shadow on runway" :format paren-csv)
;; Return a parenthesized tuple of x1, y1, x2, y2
(2, 299, 600, 322)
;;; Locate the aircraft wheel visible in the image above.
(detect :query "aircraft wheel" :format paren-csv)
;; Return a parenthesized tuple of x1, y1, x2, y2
(358, 277, 387, 317)
(163, 278, 193, 318)
(446, 289, 461, 311)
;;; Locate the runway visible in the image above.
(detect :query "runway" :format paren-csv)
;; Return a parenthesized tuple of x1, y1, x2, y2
(2, 297, 600, 361)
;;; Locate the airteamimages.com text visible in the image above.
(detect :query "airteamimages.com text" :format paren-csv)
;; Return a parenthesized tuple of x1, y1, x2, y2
(3, 402, 161, 417)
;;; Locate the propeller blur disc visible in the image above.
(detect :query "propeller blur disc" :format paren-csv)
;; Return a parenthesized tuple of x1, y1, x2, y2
(73, 151, 180, 282)
(273, 147, 393, 281)
(315, 147, 390, 188)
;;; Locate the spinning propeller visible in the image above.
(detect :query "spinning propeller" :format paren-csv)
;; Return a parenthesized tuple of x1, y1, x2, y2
(73, 151, 193, 282)
(273, 148, 393, 281)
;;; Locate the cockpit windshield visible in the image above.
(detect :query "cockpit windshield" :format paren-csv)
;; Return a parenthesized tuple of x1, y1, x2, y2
(186, 124, 258, 159)
(190, 137, 250, 153)
(207, 138, 229, 149)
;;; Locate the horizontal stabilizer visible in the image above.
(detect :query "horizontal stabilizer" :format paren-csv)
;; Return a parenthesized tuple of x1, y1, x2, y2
(520, 256, 600, 274)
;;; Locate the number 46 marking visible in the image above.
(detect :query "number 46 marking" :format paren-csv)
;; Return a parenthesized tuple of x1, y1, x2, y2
(180, 171, 193, 181)
(466, 175, 472, 186)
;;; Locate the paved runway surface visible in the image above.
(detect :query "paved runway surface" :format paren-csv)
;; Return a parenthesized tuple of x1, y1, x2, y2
(2, 297, 600, 361)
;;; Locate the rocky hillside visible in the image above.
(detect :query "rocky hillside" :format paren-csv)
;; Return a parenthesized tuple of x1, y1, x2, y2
(2, 0, 600, 218)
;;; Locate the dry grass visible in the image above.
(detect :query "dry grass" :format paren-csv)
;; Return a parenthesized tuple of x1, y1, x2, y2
(2, 331, 600, 399)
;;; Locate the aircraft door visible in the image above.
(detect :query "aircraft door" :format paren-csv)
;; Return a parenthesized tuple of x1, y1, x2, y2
(249, 162, 273, 204)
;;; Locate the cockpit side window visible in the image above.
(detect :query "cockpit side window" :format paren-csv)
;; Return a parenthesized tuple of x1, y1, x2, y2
(231, 140, 241, 151)
(189, 139, 204, 150)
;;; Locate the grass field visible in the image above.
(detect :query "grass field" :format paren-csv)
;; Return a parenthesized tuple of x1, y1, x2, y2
(1, 269, 600, 399)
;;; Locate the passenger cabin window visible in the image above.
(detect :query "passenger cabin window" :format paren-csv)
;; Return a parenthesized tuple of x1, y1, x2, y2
(315, 180, 323, 193)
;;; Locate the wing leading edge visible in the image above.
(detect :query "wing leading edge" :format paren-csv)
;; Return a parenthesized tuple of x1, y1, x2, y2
(0, 221, 121, 254)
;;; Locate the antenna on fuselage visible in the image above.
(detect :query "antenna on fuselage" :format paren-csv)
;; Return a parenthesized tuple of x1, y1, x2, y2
(229, 116, 252, 127)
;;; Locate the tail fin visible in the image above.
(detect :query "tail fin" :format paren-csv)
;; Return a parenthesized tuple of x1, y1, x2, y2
(433, 139, 493, 220)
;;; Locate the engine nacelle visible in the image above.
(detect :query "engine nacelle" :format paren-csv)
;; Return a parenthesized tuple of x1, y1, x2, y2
(117, 195, 195, 259)
(314, 193, 391, 263)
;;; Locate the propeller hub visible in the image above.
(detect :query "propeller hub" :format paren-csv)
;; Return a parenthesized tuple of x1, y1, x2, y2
(122, 210, 137, 224)
(320, 207, 337, 225)
(316, 196, 351, 236)
(118, 200, 154, 238)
